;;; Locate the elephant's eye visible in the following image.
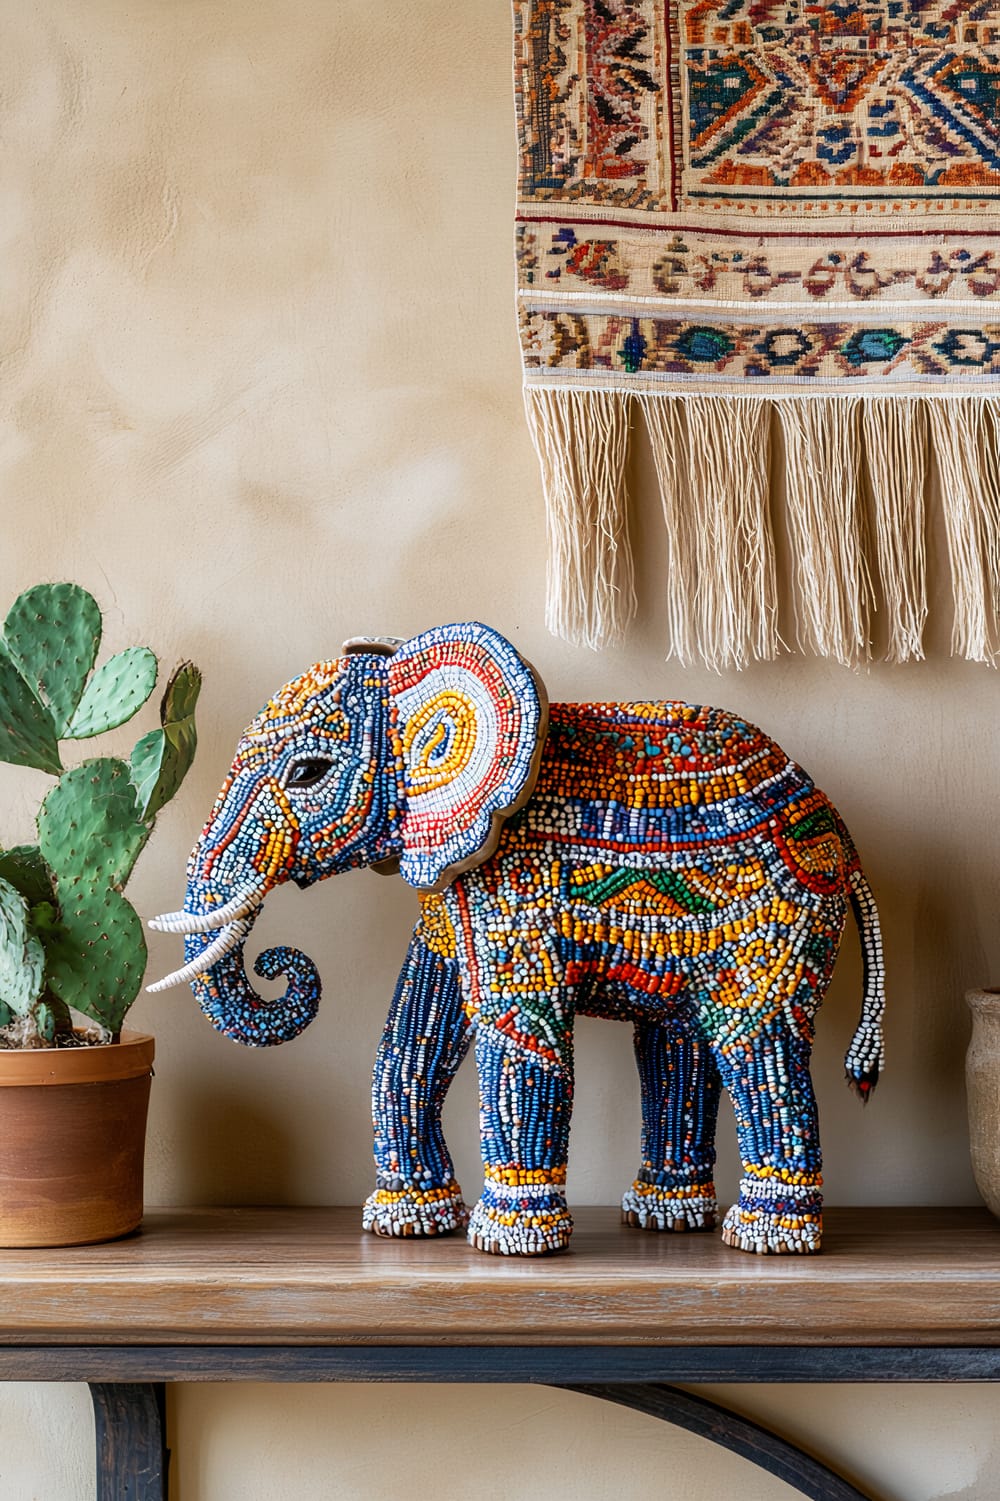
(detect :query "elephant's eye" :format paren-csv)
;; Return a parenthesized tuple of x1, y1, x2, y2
(283, 757, 335, 790)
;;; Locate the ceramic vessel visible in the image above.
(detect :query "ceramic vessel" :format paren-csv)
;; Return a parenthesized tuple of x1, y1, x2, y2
(966, 990, 1000, 1219)
(0, 1031, 154, 1247)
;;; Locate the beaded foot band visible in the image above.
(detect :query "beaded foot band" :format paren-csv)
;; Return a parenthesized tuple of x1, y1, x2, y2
(467, 1183, 573, 1255)
(362, 1181, 468, 1238)
(719, 1171, 823, 1254)
(621, 1179, 719, 1231)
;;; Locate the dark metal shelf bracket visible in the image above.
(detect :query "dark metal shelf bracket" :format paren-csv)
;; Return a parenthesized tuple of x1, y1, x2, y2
(84, 1377, 871, 1501)
(562, 1384, 873, 1501)
(90, 1383, 169, 1501)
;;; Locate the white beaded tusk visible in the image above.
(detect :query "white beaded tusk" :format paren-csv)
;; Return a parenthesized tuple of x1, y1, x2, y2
(147, 889, 263, 934)
(145, 918, 253, 992)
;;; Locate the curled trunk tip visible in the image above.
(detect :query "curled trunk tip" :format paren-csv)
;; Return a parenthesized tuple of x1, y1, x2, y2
(185, 930, 322, 1047)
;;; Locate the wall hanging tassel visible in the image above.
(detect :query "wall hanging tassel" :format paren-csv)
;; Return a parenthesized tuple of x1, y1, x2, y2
(640, 396, 777, 672)
(637, 396, 695, 668)
(777, 399, 872, 669)
(862, 399, 928, 665)
(928, 398, 1000, 664)
(523, 387, 635, 651)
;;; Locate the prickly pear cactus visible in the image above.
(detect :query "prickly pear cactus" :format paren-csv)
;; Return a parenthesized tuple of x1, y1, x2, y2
(0, 582, 200, 1044)
(39, 759, 152, 892)
(131, 663, 202, 819)
(65, 647, 158, 740)
(0, 650, 63, 775)
(37, 889, 147, 1035)
(0, 878, 45, 1030)
(3, 583, 101, 737)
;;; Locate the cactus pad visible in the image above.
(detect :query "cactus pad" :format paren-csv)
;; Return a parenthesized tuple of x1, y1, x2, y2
(65, 647, 158, 741)
(40, 887, 146, 1034)
(39, 759, 150, 891)
(0, 845, 54, 908)
(0, 649, 62, 774)
(3, 583, 101, 737)
(0, 875, 46, 1020)
(131, 662, 202, 819)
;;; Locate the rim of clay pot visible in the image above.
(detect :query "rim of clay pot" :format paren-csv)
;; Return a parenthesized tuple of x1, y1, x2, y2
(0, 1030, 154, 1086)
(966, 988, 1000, 1015)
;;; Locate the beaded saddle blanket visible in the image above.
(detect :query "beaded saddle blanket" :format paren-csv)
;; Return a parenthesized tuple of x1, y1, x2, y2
(513, 0, 1000, 667)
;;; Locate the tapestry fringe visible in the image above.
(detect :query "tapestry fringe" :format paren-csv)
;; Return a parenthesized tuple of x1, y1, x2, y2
(522, 389, 1000, 668)
(523, 387, 635, 650)
(927, 398, 1000, 662)
(777, 398, 873, 669)
(863, 399, 928, 665)
(640, 396, 778, 671)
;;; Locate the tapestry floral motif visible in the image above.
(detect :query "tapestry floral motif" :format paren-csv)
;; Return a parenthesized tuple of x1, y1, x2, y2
(515, 0, 1000, 385)
(520, 306, 1000, 381)
(515, 0, 671, 206)
(517, 223, 1000, 304)
(582, 0, 659, 181)
(681, 0, 1000, 198)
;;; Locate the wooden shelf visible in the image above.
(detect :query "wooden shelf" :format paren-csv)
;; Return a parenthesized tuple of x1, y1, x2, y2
(5, 1207, 1000, 1500)
(2, 1205, 999, 1350)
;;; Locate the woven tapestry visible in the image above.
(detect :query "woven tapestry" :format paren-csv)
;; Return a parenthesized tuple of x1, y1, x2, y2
(513, 0, 1000, 668)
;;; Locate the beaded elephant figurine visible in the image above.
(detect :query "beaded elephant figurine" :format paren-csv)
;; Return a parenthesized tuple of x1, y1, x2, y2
(150, 622, 885, 1256)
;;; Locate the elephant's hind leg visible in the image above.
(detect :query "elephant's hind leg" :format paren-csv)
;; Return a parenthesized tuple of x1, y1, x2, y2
(363, 933, 472, 1239)
(714, 1027, 823, 1255)
(623, 1020, 721, 1233)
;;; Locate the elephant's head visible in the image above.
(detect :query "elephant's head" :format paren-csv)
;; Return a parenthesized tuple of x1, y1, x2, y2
(148, 622, 547, 1046)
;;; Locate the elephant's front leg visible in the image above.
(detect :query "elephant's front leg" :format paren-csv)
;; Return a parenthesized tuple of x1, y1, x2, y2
(468, 989, 575, 1256)
(622, 1019, 722, 1232)
(714, 1026, 823, 1254)
(362, 933, 472, 1238)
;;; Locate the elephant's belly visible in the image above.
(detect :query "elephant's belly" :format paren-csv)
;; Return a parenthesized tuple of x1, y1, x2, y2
(559, 876, 847, 1040)
(574, 975, 693, 1025)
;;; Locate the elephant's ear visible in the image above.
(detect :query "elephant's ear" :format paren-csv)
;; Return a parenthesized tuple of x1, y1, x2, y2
(388, 623, 548, 891)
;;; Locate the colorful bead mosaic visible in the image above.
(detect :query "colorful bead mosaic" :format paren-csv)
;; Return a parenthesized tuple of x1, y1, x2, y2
(152, 623, 886, 1257)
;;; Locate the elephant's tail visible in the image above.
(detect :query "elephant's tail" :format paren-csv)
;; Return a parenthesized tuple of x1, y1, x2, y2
(844, 866, 886, 1101)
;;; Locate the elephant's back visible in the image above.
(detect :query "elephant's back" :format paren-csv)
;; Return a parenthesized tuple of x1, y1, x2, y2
(518, 700, 821, 859)
(550, 700, 787, 781)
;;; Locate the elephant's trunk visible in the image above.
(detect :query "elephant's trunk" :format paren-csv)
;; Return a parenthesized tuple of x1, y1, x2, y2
(148, 865, 321, 1048)
(183, 911, 321, 1047)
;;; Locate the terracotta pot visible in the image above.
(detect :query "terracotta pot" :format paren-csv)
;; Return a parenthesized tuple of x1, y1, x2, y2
(0, 1030, 154, 1247)
(966, 990, 1000, 1220)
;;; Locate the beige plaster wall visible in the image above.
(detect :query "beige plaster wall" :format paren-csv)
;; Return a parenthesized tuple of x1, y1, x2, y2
(0, 3, 996, 1497)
